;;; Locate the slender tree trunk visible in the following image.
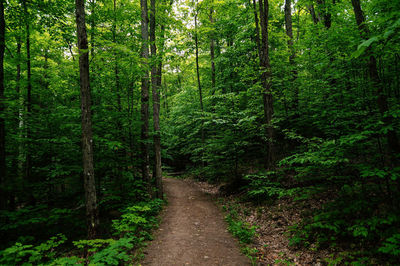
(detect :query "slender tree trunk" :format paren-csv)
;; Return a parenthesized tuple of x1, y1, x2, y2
(194, 3, 205, 167)
(23, 0, 32, 190)
(0, 0, 6, 210)
(150, 0, 163, 199)
(194, 13, 203, 112)
(90, 0, 95, 59)
(351, 0, 400, 160)
(75, 0, 99, 239)
(15, 35, 23, 209)
(284, 0, 298, 111)
(113, 0, 120, 112)
(258, 0, 275, 168)
(163, 78, 168, 114)
(252, 0, 261, 58)
(307, 4, 319, 25)
(209, 3, 216, 94)
(112, 0, 124, 192)
(140, 0, 151, 185)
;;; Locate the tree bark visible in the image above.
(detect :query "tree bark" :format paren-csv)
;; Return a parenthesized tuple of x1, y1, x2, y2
(113, 0, 124, 192)
(75, 0, 99, 239)
(252, 0, 261, 58)
(90, 0, 95, 59)
(0, 0, 6, 210)
(150, 0, 163, 199)
(23, 0, 32, 188)
(194, 2, 205, 167)
(284, 0, 298, 111)
(140, 0, 151, 185)
(258, 0, 275, 168)
(209, 3, 216, 94)
(351, 0, 400, 159)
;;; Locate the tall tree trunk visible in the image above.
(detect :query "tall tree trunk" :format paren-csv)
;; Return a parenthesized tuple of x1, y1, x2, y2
(23, 0, 32, 190)
(113, 0, 120, 112)
(112, 0, 124, 192)
(0, 0, 6, 210)
(252, 0, 261, 58)
(150, 0, 163, 199)
(194, 3, 205, 167)
(75, 0, 99, 239)
(209, 3, 216, 94)
(140, 0, 151, 185)
(351, 0, 400, 159)
(90, 0, 95, 59)
(284, 0, 298, 111)
(258, 0, 275, 168)
(15, 35, 23, 209)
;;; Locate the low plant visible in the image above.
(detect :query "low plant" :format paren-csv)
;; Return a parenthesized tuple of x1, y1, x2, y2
(225, 214, 256, 244)
(0, 234, 67, 265)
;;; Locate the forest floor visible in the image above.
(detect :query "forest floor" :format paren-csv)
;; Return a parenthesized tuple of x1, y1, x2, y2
(141, 177, 251, 266)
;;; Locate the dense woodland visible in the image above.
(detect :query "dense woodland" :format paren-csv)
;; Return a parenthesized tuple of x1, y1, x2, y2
(0, 0, 400, 264)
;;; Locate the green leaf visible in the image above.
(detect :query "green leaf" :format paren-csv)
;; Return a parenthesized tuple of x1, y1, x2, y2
(352, 36, 379, 58)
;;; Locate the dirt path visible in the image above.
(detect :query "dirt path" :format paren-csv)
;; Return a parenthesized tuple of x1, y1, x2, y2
(141, 178, 251, 266)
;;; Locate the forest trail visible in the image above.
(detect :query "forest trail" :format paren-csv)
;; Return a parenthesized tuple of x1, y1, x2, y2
(141, 178, 251, 266)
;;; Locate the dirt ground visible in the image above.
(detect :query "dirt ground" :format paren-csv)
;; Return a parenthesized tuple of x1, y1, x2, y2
(141, 178, 251, 266)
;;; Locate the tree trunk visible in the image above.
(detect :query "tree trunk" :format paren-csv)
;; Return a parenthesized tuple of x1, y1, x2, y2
(0, 0, 6, 210)
(284, 0, 298, 111)
(15, 35, 22, 209)
(90, 0, 95, 59)
(23, 0, 32, 189)
(351, 0, 400, 159)
(252, 0, 261, 58)
(307, 4, 319, 25)
(150, 0, 163, 199)
(194, 3, 205, 167)
(140, 0, 151, 185)
(113, 0, 124, 192)
(75, 0, 99, 239)
(258, 0, 275, 168)
(209, 3, 216, 94)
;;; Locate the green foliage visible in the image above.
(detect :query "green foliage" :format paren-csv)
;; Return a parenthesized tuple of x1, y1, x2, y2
(240, 246, 258, 265)
(48, 256, 83, 266)
(0, 234, 67, 265)
(112, 199, 163, 238)
(90, 237, 133, 265)
(73, 239, 115, 253)
(1, 0, 400, 263)
(289, 183, 400, 258)
(226, 215, 256, 244)
(0, 198, 164, 265)
(70, 238, 134, 265)
(244, 172, 300, 202)
(224, 205, 256, 245)
(378, 234, 400, 256)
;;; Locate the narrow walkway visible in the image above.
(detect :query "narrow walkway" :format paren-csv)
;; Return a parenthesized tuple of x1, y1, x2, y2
(142, 178, 251, 266)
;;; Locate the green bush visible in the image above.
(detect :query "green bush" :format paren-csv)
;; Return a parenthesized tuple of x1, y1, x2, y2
(378, 233, 400, 256)
(0, 234, 67, 265)
(244, 172, 300, 202)
(90, 237, 134, 265)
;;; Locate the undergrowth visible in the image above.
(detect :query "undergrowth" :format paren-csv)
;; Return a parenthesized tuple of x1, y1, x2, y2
(0, 198, 164, 265)
(221, 201, 258, 265)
